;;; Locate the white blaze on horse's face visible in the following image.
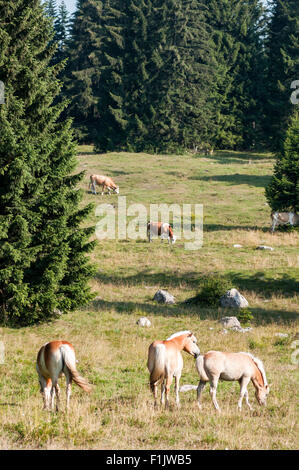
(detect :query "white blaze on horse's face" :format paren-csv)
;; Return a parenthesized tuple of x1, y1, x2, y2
(256, 384, 270, 406)
(184, 333, 200, 358)
(115, 187, 119, 194)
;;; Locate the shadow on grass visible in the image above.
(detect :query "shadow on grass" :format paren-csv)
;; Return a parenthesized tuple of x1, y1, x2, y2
(189, 173, 271, 188)
(203, 223, 269, 232)
(194, 151, 273, 165)
(230, 272, 299, 299)
(95, 269, 200, 289)
(89, 298, 297, 325)
(93, 270, 298, 324)
(77, 151, 95, 156)
(95, 270, 298, 297)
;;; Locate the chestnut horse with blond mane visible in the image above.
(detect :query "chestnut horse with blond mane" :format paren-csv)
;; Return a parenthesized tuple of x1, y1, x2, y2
(36, 341, 91, 411)
(147, 331, 200, 408)
(195, 351, 269, 412)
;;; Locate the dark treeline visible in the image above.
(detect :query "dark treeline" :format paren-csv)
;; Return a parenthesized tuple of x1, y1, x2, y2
(46, 0, 298, 153)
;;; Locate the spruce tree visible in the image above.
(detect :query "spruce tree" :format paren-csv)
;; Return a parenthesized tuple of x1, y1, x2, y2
(0, 0, 95, 325)
(265, 112, 299, 212)
(265, 0, 299, 150)
(64, 0, 103, 142)
(94, 0, 215, 153)
(200, 0, 266, 149)
(54, 1, 70, 65)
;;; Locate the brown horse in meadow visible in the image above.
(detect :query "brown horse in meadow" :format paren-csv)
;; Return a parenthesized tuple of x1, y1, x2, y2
(36, 341, 91, 411)
(147, 331, 200, 408)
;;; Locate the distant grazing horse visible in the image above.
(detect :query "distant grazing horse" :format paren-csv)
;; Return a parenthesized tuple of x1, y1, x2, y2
(271, 211, 299, 233)
(195, 351, 269, 412)
(147, 331, 200, 408)
(89, 174, 119, 195)
(36, 341, 91, 411)
(147, 221, 176, 244)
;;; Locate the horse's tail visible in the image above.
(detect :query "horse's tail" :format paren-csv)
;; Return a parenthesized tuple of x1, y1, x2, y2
(147, 343, 166, 389)
(195, 355, 209, 382)
(60, 345, 92, 393)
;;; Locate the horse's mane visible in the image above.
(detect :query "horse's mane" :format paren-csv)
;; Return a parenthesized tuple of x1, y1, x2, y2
(240, 352, 268, 386)
(166, 331, 191, 341)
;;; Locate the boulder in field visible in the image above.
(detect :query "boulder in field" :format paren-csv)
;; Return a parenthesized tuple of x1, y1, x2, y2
(220, 316, 242, 329)
(220, 288, 249, 309)
(256, 245, 274, 251)
(137, 317, 151, 327)
(153, 289, 175, 304)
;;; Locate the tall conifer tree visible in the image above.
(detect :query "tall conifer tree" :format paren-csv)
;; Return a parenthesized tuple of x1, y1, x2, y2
(265, 112, 299, 212)
(93, 0, 215, 153)
(200, 0, 266, 149)
(0, 0, 95, 325)
(64, 0, 103, 141)
(265, 0, 299, 150)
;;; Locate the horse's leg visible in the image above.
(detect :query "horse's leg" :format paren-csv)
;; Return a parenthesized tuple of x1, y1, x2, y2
(92, 182, 96, 194)
(238, 376, 251, 411)
(174, 373, 181, 407)
(165, 376, 173, 409)
(150, 380, 158, 408)
(160, 381, 166, 406)
(197, 380, 206, 410)
(101, 184, 105, 195)
(244, 389, 253, 411)
(271, 213, 278, 233)
(54, 382, 61, 412)
(66, 376, 72, 411)
(210, 376, 221, 412)
(50, 384, 56, 411)
(38, 375, 50, 410)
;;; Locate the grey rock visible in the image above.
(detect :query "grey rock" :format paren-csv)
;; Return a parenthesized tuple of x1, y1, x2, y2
(179, 384, 198, 392)
(256, 245, 274, 251)
(220, 316, 242, 329)
(220, 289, 249, 308)
(137, 317, 151, 327)
(153, 289, 175, 304)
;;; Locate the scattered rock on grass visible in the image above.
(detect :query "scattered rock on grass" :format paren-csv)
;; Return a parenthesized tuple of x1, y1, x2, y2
(256, 245, 274, 251)
(220, 316, 252, 333)
(137, 317, 151, 327)
(220, 316, 242, 329)
(153, 289, 175, 304)
(220, 289, 249, 309)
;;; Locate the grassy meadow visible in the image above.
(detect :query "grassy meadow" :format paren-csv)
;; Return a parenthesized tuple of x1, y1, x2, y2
(0, 147, 298, 449)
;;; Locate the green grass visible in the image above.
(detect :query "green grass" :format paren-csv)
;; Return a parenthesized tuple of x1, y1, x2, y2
(0, 146, 298, 449)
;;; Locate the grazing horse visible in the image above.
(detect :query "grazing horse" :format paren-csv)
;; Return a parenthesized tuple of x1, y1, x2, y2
(271, 211, 299, 233)
(147, 331, 200, 408)
(147, 221, 176, 244)
(36, 341, 91, 411)
(89, 174, 119, 195)
(195, 351, 269, 412)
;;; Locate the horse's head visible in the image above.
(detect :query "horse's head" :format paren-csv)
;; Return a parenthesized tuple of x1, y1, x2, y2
(255, 384, 270, 406)
(114, 186, 119, 194)
(171, 234, 176, 244)
(183, 332, 200, 358)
